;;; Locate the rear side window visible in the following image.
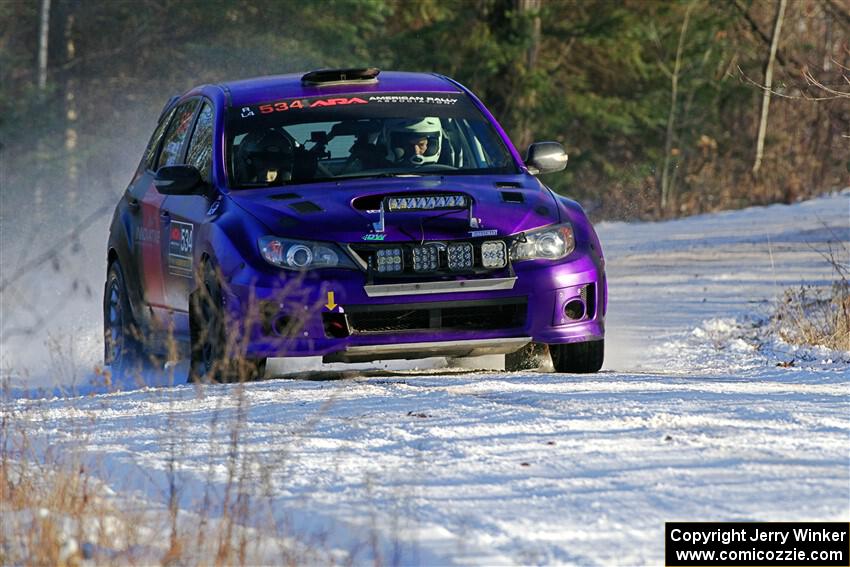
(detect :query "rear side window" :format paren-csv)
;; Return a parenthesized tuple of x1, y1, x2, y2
(143, 106, 176, 170)
(186, 102, 214, 182)
(157, 99, 199, 170)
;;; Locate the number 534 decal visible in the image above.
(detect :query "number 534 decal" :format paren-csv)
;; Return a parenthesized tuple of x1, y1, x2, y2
(258, 97, 367, 114)
(168, 221, 194, 278)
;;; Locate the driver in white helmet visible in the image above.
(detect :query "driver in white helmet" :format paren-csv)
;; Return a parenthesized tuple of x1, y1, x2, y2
(385, 117, 442, 165)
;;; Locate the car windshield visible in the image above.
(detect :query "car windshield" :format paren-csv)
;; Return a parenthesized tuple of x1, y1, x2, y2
(225, 92, 518, 188)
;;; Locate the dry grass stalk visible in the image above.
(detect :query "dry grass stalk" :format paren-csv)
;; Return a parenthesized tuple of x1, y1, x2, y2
(774, 239, 850, 352)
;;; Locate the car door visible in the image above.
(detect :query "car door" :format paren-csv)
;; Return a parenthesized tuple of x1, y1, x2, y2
(123, 103, 180, 323)
(136, 98, 199, 321)
(162, 99, 215, 314)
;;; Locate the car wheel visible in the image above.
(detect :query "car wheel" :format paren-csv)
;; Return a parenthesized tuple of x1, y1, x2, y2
(189, 262, 264, 383)
(104, 261, 145, 382)
(549, 339, 604, 374)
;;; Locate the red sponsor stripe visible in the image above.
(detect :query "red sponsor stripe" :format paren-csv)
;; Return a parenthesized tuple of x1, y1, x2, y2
(140, 186, 167, 306)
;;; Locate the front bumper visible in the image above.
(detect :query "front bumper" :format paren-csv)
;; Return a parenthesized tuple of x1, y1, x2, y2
(222, 249, 606, 360)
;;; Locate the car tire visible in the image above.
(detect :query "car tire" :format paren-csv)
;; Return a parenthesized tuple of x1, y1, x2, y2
(104, 261, 146, 383)
(549, 339, 604, 374)
(189, 262, 264, 383)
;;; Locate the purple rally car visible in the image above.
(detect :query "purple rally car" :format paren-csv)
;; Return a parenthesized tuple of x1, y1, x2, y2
(104, 68, 606, 382)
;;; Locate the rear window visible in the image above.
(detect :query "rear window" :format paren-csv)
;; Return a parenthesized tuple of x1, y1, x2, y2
(143, 106, 176, 170)
(157, 99, 199, 170)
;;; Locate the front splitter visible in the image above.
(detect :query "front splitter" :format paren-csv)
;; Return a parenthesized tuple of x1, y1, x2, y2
(323, 336, 531, 363)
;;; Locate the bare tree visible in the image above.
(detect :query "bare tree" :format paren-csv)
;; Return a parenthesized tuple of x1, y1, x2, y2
(660, 1, 695, 212)
(37, 0, 51, 92)
(514, 0, 542, 150)
(64, 9, 79, 206)
(752, 0, 788, 176)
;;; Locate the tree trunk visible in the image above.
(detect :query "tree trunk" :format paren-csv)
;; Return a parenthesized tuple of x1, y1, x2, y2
(823, 4, 832, 73)
(752, 0, 787, 176)
(64, 10, 79, 207)
(35, 0, 52, 222)
(514, 0, 541, 151)
(37, 0, 51, 92)
(660, 1, 695, 214)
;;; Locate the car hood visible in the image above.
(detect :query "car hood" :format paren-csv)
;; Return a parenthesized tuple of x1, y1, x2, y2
(228, 175, 560, 243)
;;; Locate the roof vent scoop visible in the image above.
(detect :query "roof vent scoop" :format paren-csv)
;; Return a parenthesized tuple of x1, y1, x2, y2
(501, 191, 525, 204)
(301, 68, 380, 86)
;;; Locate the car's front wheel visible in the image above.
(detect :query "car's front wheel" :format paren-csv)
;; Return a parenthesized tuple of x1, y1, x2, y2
(189, 262, 264, 383)
(549, 339, 604, 373)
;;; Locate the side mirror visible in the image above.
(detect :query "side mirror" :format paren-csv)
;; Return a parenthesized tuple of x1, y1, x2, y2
(154, 165, 204, 195)
(525, 142, 568, 175)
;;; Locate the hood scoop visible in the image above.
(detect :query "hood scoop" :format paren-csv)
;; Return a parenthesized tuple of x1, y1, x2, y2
(351, 191, 477, 233)
(351, 191, 469, 212)
(351, 194, 385, 211)
(500, 191, 524, 204)
(289, 200, 323, 214)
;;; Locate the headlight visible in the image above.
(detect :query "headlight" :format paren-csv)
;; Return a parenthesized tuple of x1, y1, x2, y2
(258, 236, 357, 270)
(510, 223, 575, 261)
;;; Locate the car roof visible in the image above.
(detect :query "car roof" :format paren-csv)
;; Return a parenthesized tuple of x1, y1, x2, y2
(219, 70, 463, 108)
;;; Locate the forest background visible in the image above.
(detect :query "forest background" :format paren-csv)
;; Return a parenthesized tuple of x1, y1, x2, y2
(0, 0, 847, 226)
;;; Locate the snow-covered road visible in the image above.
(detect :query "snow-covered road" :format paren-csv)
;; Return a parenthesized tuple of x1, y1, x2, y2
(7, 193, 850, 564)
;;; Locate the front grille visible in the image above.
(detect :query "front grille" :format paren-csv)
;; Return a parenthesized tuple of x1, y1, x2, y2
(440, 304, 521, 330)
(340, 298, 527, 335)
(348, 309, 430, 333)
